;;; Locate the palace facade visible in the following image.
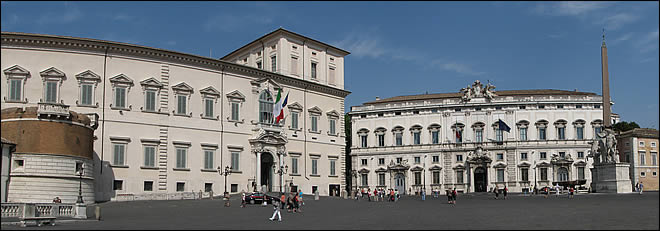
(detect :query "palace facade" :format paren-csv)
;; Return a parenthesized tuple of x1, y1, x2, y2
(1, 28, 350, 203)
(349, 80, 616, 194)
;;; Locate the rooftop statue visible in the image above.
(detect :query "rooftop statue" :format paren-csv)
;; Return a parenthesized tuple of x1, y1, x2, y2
(461, 80, 497, 102)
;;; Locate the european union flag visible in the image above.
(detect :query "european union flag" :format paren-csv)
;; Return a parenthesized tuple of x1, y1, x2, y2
(498, 119, 511, 133)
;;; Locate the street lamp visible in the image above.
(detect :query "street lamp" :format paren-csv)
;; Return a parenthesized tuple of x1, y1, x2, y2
(273, 164, 288, 193)
(532, 151, 537, 194)
(218, 166, 231, 194)
(76, 164, 84, 204)
(423, 154, 427, 195)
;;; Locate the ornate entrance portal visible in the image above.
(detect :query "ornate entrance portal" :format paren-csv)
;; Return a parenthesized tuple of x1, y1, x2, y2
(474, 167, 487, 192)
(394, 173, 406, 195)
(260, 153, 274, 192)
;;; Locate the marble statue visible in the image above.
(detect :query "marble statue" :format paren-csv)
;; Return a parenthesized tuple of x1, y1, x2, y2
(590, 128, 619, 163)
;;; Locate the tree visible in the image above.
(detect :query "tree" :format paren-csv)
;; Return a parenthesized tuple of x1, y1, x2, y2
(613, 121, 640, 133)
(344, 113, 352, 194)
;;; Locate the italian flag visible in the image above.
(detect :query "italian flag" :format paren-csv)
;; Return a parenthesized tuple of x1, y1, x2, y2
(272, 89, 289, 124)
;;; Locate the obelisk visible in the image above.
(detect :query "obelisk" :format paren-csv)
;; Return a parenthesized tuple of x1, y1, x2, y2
(601, 31, 612, 127)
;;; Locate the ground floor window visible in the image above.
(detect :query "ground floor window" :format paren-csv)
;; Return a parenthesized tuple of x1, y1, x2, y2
(176, 182, 185, 192)
(521, 168, 529, 181)
(456, 170, 464, 184)
(432, 171, 440, 184)
(205, 183, 213, 192)
(144, 181, 153, 191)
(578, 167, 585, 180)
(497, 169, 505, 182)
(361, 173, 368, 186)
(231, 184, 238, 193)
(540, 168, 548, 181)
(378, 173, 385, 186)
(113, 180, 123, 191)
(414, 172, 422, 185)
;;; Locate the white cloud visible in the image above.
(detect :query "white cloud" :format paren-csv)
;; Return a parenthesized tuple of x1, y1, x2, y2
(533, 1, 610, 16)
(635, 29, 659, 53)
(531, 2, 640, 31)
(598, 13, 639, 30)
(332, 32, 386, 59)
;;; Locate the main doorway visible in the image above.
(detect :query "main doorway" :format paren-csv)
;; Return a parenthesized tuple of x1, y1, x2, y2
(474, 167, 487, 192)
(260, 153, 274, 192)
(394, 173, 406, 195)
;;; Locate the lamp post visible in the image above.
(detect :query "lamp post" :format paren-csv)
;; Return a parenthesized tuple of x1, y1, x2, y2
(218, 166, 231, 194)
(76, 164, 84, 204)
(533, 151, 537, 195)
(273, 164, 288, 193)
(423, 154, 427, 195)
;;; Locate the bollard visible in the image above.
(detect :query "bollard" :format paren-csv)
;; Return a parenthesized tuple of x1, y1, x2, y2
(95, 205, 101, 221)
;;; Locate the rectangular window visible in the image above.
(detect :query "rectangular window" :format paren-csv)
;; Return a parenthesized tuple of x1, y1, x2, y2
(378, 134, 385, 147)
(113, 144, 125, 166)
(432, 131, 439, 144)
(205, 183, 213, 192)
(520, 152, 527, 160)
(204, 150, 214, 170)
(559, 152, 566, 158)
(9, 79, 22, 101)
(414, 156, 421, 164)
(113, 180, 123, 191)
(115, 87, 126, 108)
(640, 151, 646, 165)
(45, 81, 57, 103)
(206, 98, 215, 118)
(312, 159, 318, 175)
(176, 148, 187, 169)
(577, 127, 584, 140)
(81, 84, 93, 105)
(177, 95, 187, 115)
(540, 152, 547, 159)
(230, 102, 239, 120)
(176, 182, 185, 192)
(330, 119, 336, 135)
(145, 90, 156, 111)
(231, 151, 240, 171)
(395, 133, 403, 146)
(290, 57, 298, 75)
(497, 169, 505, 182)
(578, 152, 584, 159)
(651, 142, 656, 147)
(329, 67, 336, 85)
(378, 158, 385, 165)
(521, 168, 529, 181)
(497, 153, 504, 160)
(378, 173, 385, 186)
(330, 160, 336, 176)
(271, 56, 277, 72)
(578, 167, 585, 180)
(496, 129, 503, 142)
(539, 127, 546, 140)
(144, 146, 156, 167)
(476, 129, 483, 143)
(652, 152, 657, 166)
(144, 181, 153, 191)
(432, 171, 440, 184)
(311, 62, 317, 79)
(361, 135, 367, 148)
(594, 104, 600, 108)
(557, 104, 564, 108)
(413, 132, 421, 145)
(414, 172, 422, 185)
(291, 157, 299, 174)
(432, 155, 439, 163)
(558, 127, 566, 140)
(291, 112, 299, 129)
(576, 104, 582, 108)
(361, 159, 367, 166)
(311, 116, 318, 132)
(639, 141, 645, 147)
(540, 168, 548, 181)
(456, 155, 463, 162)
(361, 173, 368, 186)
(456, 171, 464, 184)
(519, 128, 527, 141)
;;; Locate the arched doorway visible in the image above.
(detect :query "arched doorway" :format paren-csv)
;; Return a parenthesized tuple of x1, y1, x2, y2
(558, 167, 568, 182)
(394, 173, 406, 195)
(260, 152, 274, 192)
(474, 167, 487, 192)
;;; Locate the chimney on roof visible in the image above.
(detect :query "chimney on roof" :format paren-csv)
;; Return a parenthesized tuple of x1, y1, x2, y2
(376, 96, 380, 101)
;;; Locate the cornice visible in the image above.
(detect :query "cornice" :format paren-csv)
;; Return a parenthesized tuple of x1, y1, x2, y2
(1, 32, 351, 98)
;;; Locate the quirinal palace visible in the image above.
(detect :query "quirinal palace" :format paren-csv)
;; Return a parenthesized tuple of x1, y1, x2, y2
(1, 29, 349, 203)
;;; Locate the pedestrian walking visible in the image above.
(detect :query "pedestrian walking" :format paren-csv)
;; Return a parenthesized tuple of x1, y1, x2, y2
(451, 188, 457, 204)
(268, 197, 282, 222)
(421, 189, 426, 201)
(544, 187, 549, 198)
(394, 189, 399, 202)
(639, 182, 644, 195)
(374, 188, 378, 202)
(298, 189, 304, 211)
(635, 182, 639, 192)
(241, 192, 247, 208)
(446, 189, 452, 204)
(367, 188, 372, 202)
(554, 184, 561, 197)
(503, 186, 508, 200)
(389, 189, 395, 202)
(569, 187, 574, 199)
(361, 188, 365, 199)
(494, 186, 499, 199)
(280, 193, 286, 209)
(292, 192, 299, 213)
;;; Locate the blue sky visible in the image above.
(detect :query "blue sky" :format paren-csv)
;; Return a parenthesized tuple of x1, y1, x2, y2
(2, 1, 658, 128)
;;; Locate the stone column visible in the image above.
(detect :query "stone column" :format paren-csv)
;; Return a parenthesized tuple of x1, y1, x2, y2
(256, 152, 261, 192)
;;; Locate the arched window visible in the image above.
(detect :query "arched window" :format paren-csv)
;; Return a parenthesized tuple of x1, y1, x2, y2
(472, 122, 485, 143)
(557, 167, 569, 182)
(535, 120, 549, 140)
(392, 126, 405, 146)
(516, 120, 529, 141)
(573, 119, 586, 140)
(451, 123, 465, 143)
(554, 120, 568, 140)
(375, 127, 387, 147)
(591, 119, 603, 138)
(259, 90, 274, 124)
(428, 124, 441, 144)
(410, 125, 423, 145)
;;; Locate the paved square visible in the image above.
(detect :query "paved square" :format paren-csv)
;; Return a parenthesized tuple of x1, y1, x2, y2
(2, 192, 658, 230)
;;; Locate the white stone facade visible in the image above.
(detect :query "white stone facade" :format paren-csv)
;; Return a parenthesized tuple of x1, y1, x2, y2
(1, 28, 350, 202)
(350, 81, 610, 194)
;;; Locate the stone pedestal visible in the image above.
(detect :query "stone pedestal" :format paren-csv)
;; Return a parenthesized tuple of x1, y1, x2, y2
(74, 203, 87, 219)
(590, 163, 632, 193)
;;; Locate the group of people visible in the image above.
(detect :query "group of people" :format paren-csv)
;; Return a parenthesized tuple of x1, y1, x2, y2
(355, 188, 401, 202)
(446, 188, 458, 204)
(491, 186, 508, 200)
(635, 182, 644, 195)
(268, 190, 304, 222)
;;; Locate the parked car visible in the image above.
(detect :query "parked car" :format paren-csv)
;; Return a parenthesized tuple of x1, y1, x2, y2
(245, 192, 276, 204)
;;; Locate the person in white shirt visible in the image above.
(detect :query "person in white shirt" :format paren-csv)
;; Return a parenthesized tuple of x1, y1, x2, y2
(269, 195, 282, 222)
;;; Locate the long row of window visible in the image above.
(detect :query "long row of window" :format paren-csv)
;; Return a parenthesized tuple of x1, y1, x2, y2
(357, 119, 604, 148)
(357, 104, 602, 119)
